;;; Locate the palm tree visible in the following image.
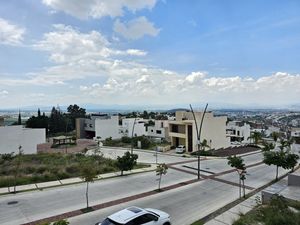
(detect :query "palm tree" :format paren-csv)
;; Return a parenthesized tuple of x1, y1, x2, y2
(271, 132, 279, 142)
(248, 131, 262, 145)
(262, 142, 275, 152)
(200, 139, 210, 151)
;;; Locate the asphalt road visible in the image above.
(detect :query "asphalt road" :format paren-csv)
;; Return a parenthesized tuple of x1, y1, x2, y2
(0, 146, 298, 225)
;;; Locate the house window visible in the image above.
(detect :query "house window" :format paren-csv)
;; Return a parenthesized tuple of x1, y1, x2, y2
(156, 130, 162, 134)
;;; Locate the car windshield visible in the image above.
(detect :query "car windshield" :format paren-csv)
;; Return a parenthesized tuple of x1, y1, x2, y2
(101, 218, 122, 225)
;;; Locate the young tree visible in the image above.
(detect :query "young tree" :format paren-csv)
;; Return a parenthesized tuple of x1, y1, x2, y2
(12, 145, 23, 193)
(156, 163, 168, 191)
(116, 152, 138, 176)
(227, 155, 247, 198)
(263, 149, 299, 181)
(79, 162, 97, 209)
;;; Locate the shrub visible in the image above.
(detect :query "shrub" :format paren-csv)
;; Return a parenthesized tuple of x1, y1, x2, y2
(121, 136, 132, 143)
(65, 165, 79, 175)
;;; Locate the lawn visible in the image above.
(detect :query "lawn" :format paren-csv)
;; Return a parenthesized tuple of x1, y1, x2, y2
(0, 152, 149, 188)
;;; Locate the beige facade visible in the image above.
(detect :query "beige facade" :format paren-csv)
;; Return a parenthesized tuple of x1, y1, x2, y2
(169, 111, 230, 152)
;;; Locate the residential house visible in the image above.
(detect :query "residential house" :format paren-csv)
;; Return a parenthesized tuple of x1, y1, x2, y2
(168, 111, 229, 152)
(226, 121, 250, 144)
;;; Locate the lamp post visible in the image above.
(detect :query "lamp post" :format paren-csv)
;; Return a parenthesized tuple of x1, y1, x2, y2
(130, 118, 137, 154)
(190, 103, 208, 180)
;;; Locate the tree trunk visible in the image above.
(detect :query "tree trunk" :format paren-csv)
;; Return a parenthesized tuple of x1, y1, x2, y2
(86, 182, 89, 208)
(242, 179, 245, 198)
(276, 166, 279, 181)
(121, 170, 123, 176)
(238, 176, 241, 198)
(158, 174, 162, 191)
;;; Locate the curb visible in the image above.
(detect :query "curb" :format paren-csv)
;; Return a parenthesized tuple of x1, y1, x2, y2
(0, 165, 156, 196)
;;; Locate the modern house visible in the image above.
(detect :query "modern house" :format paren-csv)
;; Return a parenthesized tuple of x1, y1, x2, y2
(0, 125, 46, 154)
(120, 118, 147, 137)
(226, 121, 250, 144)
(76, 114, 121, 140)
(147, 120, 169, 141)
(168, 111, 229, 152)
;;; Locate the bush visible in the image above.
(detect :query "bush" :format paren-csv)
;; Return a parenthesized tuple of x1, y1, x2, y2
(121, 136, 132, 143)
(65, 165, 79, 175)
(23, 166, 36, 174)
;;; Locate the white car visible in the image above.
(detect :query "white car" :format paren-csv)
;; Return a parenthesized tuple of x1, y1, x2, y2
(96, 206, 171, 225)
(175, 145, 186, 153)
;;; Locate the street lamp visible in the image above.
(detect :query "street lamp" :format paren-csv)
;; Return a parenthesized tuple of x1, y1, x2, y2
(130, 118, 137, 154)
(190, 103, 208, 180)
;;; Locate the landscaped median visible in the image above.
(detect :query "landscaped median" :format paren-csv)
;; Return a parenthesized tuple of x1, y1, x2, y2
(0, 152, 153, 194)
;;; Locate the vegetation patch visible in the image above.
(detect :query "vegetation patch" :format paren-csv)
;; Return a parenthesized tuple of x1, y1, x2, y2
(0, 152, 148, 188)
(233, 195, 300, 225)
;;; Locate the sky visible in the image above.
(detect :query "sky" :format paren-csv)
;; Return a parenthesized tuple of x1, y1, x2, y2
(0, 0, 300, 109)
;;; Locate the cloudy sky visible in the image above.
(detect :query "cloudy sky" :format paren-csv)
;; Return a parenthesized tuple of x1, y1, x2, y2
(0, 0, 300, 109)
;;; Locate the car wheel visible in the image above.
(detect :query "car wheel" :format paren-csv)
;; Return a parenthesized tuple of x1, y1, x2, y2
(163, 223, 171, 225)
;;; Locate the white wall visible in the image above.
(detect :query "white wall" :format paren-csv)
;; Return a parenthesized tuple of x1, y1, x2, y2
(0, 126, 46, 154)
(147, 120, 169, 139)
(95, 116, 121, 140)
(121, 118, 147, 137)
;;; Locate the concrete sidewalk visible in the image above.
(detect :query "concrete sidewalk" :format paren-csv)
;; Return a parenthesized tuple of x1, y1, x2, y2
(0, 164, 156, 195)
(204, 167, 300, 225)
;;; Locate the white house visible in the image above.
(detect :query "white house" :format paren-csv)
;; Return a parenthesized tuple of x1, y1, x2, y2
(76, 114, 121, 140)
(168, 111, 230, 152)
(147, 120, 169, 141)
(0, 125, 46, 154)
(226, 121, 251, 144)
(120, 118, 147, 137)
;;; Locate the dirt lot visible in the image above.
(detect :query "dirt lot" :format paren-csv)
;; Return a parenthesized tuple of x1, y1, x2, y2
(213, 145, 260, 157)
(37, 139, 97, 154)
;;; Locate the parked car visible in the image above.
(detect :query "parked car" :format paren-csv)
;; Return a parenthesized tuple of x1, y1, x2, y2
(175, 145, 185, 153)
(96, 206, 171, 225)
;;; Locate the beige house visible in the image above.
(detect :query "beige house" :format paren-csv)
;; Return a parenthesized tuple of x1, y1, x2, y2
(169, 111, 230, 152)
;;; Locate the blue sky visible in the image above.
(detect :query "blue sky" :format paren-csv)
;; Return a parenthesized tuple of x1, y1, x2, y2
(0, 0, 300, 109)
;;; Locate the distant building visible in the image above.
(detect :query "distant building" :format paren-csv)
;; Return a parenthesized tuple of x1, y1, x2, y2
(226, 121, 250, 144)
(168, 111, 229, 152)
(291, 128, 300, 137)
(0, 125, 46, 154)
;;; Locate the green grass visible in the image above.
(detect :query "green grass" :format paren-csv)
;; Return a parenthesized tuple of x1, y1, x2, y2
(190, 221, 204, 225)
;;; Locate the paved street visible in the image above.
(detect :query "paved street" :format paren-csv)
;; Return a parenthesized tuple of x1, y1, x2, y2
(0, 147, 296, 225)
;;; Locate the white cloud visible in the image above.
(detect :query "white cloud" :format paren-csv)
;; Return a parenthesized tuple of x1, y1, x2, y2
(78, 71, 300, 106)
(0, 18, 25, 46)
(42, 0, 157, 19)
(126, 49, 147, 56)
(34, 24, 147, 64)
(114, 17, 160, 39)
